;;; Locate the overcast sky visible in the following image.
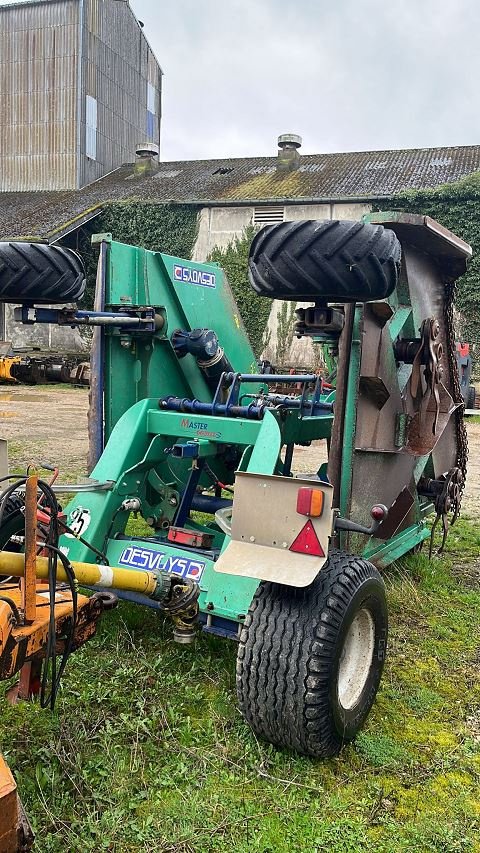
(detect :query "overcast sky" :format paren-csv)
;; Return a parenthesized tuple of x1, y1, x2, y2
(130, 0, 480, 162)
(2, 0, 479, 162)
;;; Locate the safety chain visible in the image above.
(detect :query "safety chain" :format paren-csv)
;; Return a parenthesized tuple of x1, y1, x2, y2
(443, 279, 469, 518)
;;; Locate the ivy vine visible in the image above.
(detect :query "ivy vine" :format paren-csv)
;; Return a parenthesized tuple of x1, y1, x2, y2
(79, 202, 200, 307)
(207, 226, 272, 358)
(375, 173, 480, 351)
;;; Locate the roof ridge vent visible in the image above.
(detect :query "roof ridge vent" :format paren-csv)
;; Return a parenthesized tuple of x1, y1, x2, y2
(277, 134, 302, 173)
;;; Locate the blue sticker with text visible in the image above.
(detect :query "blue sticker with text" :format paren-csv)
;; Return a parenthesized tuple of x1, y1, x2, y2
(173, 264, 216, 288)
(118, 546, 205, 581)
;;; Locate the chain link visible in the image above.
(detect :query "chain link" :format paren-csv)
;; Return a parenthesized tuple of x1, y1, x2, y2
(443, 279, 469, 517)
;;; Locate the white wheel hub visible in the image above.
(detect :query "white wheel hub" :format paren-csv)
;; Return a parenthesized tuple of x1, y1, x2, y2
(337, 607, 375, 710)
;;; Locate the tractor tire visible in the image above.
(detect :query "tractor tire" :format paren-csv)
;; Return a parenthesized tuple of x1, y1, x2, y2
(0, 493, 25, 582)
(467, 385, 476, 409)
(248, 219, 401, 302)
(0, 493, 25, 551)
(236, 550, 388, 758)
(0, 242, 86, 305)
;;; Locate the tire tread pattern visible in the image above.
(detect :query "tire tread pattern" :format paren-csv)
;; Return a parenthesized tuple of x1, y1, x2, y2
(248, 219, 401, 302)
(0, 242, 86, 305)
(236, 550, 387, 758)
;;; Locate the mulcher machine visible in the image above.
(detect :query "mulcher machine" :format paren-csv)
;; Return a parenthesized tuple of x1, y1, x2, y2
(0, 214, 471, 842)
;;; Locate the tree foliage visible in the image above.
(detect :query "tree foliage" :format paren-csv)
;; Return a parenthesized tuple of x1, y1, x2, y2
(376, 173, 480, 348)
(276, 301, 297, 364)
(207, 226, 272, 357)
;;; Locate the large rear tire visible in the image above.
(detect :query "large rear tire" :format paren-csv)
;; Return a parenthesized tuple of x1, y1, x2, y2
(248, 219, 401, 302)
(0, 242, 86, 304)
(236, 550, 388, 757)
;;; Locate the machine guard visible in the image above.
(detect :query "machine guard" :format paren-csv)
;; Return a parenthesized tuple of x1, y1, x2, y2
(215, 472, 334, 587)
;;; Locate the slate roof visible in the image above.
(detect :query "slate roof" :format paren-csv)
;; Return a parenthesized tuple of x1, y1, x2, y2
(1, 144, 480, 241)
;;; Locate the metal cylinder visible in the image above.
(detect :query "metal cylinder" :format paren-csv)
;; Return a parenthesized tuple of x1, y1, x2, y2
(0, 552, 160, 598)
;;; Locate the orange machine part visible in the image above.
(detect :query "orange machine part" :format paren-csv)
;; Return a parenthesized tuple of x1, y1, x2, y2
(0, 585, 102, 682)
(0, 753, 33, 852)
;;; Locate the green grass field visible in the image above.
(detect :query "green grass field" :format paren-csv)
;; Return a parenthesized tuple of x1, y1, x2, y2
(1, 517, 479, 853)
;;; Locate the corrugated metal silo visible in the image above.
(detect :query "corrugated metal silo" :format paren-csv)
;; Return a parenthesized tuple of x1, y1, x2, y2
(0, 0, 162, 191)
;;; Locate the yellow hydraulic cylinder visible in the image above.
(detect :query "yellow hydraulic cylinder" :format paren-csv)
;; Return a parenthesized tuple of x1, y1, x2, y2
(0, 552, 159, 598)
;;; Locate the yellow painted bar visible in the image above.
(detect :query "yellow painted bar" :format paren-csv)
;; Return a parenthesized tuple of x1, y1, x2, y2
(0, 552, 157, 597)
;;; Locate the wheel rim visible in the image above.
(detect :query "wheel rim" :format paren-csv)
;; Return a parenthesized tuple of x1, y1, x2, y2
(337, 607, 375, 710)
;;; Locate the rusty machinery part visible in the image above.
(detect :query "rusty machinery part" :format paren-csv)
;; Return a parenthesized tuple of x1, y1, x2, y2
(418, 467, 465, 557)
(248, 219, 401, 302)
(408, 317, 443, 435)
(0, 242, 85, 305)
(88, 590, 119, 613)
(0, 753, 34, 853)
(0, 475, 78, 709)
(9, 356, 72, 385)
(293, 305, 345, 341)
(162, 573, 200, 644)
(397, 300, 468, 522)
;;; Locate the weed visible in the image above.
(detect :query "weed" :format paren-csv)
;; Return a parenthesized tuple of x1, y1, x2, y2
(1, 519, 479, 851)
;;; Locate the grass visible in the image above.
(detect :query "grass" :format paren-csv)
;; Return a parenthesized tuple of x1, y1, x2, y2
(1, 518, 479, 852)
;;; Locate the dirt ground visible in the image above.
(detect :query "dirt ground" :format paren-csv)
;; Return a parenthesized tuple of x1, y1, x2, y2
(0, 384, 478, 517)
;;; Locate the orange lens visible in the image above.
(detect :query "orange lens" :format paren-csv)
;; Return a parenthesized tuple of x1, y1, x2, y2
(309, 490, 324, 517)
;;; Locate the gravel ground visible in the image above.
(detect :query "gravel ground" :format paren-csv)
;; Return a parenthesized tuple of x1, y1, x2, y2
(0, 384, 478, 516)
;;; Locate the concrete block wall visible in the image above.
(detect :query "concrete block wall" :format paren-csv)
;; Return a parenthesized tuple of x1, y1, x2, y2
(192, 201, 372, 367)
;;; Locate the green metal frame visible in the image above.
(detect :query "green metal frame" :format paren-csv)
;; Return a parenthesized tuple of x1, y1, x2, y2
(61, 237, 335, 633)
(60, 228, 441, 637)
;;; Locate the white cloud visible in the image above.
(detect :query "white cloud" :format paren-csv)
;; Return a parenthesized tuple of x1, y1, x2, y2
(1, 0, 479, 160)
(129, 0, 480, 160)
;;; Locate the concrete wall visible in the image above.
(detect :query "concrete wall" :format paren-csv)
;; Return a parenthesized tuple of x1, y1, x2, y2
(192, 201, 372, 366)
(3, 304, 87, 352)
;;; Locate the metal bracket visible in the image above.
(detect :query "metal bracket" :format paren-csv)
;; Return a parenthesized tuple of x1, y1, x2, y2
(334, 504, 389, 537)
(14, 305, 158, 332)
(294, 306, 345, 340)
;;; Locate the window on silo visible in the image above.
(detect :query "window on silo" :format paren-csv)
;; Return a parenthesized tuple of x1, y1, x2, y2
(147, 82, 156, 140)
(86, 95, 97, 160)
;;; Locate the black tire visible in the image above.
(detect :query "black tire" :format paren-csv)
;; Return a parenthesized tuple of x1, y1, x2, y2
(0, 493, 24, 550)
(0, 242, 85, 305)
(467, 385, 476, 409)
(236, 550, 388, 758)
(248, 219, 401, 302)
(0, 493, 25, 582)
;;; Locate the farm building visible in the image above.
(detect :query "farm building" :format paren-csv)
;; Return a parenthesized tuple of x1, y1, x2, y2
(1, 134, 480, 358)
(0, 0, 162, 192)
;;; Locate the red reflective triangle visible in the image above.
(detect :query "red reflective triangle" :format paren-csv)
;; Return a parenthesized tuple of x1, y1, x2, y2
(289, 520, 325, 557)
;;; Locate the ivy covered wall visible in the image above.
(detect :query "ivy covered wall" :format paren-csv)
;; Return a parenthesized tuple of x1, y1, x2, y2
(207, 226, 271, 357)
(375, 174, 480, 348)
(79, 202, 200, 307)
(78, 204, 268, 357)
(76, 188, 480, 371)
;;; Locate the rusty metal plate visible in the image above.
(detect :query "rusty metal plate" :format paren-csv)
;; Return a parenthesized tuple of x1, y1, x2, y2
(374, 487, 415, 540)
(406, 383, 460, 456)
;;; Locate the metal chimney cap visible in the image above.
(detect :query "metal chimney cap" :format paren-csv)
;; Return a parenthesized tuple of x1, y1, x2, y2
(278, 134, 302, 150)
(136, 142, 159, 158)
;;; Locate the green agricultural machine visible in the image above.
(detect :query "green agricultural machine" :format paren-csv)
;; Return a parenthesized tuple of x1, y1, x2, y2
(0, 213, 470, 763)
